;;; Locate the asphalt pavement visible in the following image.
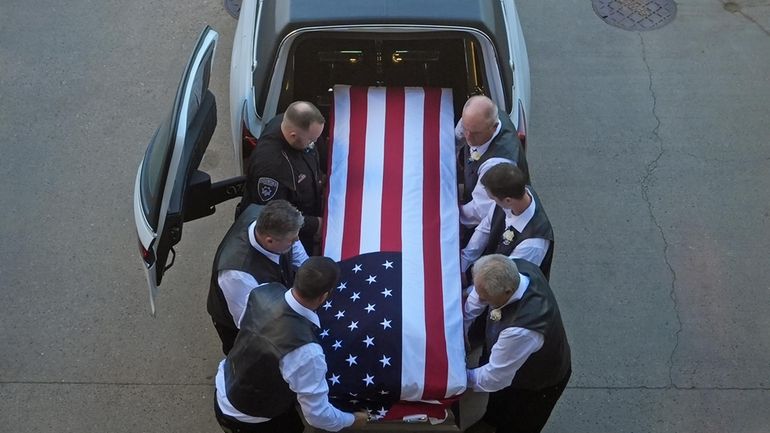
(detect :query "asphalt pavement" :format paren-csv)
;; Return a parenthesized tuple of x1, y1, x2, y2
(1, 0, 768, 432)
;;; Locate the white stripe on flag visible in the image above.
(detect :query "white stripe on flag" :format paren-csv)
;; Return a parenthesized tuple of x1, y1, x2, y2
(359, 87, 386, 254)
(438, 88, 467, 397)
(400, 87, 427, 401)
(324, 85, 351, 262)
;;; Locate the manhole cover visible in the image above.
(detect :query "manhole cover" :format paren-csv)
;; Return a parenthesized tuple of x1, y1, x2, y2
(224, 0, 241, 18)
(592, 0, 677, 31)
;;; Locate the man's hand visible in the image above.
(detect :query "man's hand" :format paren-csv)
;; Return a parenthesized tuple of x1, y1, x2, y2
(351, 411, 369, 428)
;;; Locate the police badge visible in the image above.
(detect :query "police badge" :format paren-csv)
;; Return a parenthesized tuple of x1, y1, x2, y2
(257, 177, 279, 201)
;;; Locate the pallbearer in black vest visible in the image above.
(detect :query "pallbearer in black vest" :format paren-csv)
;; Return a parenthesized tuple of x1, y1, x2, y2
(213, 257, 369, 433)
(207, 200, 308, 355)
(461, 163, 554, 280)
(456, 96, 530, 233)
(464, 255, 571, 433)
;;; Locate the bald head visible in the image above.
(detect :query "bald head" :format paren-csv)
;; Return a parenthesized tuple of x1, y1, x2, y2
(284, 101, 325, 130)
(281, 101, 325, 150)
(461, 96, 500, 147)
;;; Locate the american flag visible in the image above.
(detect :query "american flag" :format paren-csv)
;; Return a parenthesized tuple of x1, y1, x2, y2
(319, 85, 466, 420)
(317, 252, 403, 417)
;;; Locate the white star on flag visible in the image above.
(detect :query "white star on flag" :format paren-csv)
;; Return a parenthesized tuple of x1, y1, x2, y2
(382, 260, 394, 269)
(320, 329, 329, 338)
(362, 335, 375, 347)
(379, 318, 392, 330)
(335, 310, 345, 319)
(352, 264, 362, 273)
(329, 374, 340, 385)
(379, 355, 391, 367)
(366, 275, 377, 284)
(345, 354, 358, 366)
(348, 321, 359, 331)
(350, 292, 360, 302)
(332, 340, 342, 350)
(323, 301, 332, 310)
(381, 288, 392, 297)
(362, 374, 375, 386)
(337, 282, 347, 291)
(377, 407, 388, 417)
(364, 303, 376, 313)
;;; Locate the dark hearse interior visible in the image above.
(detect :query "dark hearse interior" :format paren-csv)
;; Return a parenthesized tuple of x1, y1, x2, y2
(275, 32, 491, 123)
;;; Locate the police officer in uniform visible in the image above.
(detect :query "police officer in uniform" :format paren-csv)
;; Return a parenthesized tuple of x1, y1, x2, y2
(465, 255, 571, 433)
(238, 101, 326, 254)
(208, 200, 308, 355)
(457, 95, 530, 233)
(461, 163, 554, 280)
(213, 257, 369, 433)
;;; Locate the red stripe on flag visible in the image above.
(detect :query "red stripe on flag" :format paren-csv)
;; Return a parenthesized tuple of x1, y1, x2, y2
(421, 88, 448, 397)
(340, 87, 368, 260)
(380, 87, 405, 251)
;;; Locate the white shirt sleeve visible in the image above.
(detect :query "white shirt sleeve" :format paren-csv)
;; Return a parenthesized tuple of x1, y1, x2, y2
(466, 327, 544, 392)
(290, 240, 309, 267)
(218, 270, 260, 328)
(463, 288, 487, 335)
(460, 206, 495, 272)
(460, 158, 511, 226)
(280, 343, 355, 432)
(510, 238, 551, 266)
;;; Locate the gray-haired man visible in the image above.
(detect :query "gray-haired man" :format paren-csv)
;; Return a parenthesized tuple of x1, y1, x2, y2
(465, 254, 571, 433)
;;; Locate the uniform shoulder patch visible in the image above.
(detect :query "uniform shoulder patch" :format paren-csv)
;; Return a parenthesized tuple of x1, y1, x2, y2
(257, 177, 279, 202)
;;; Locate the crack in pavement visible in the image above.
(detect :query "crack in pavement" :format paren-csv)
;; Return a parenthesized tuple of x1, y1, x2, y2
(720, 1, 770, 36)
(732, 3, 770, 37)
(738, 11, 770, 37)
(638, 33, 683, 390)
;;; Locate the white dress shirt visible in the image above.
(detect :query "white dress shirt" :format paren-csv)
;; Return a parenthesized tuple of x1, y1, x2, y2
(218, 220, 309, 327)
(457, 121, 514, 227)
(464, 274, 545, 393)
(215, 289, 355, 431)
(460, 188, 550, 272)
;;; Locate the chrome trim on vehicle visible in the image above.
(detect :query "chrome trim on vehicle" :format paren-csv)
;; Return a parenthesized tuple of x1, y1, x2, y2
(134, 160, 160, 315)
(252, 0, 263, 71)
(134, 160, 156, 250)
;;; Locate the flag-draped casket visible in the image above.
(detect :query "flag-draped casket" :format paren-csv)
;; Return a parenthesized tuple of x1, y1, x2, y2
(318, 85, 466, 421)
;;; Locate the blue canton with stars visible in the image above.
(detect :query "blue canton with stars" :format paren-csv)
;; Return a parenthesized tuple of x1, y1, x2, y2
(317, 252, 402, 419)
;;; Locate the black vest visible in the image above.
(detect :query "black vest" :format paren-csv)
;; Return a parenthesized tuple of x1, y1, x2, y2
(207, 204, 294, 329)
(483, 259, 571, 390)
(224, 283, 319, 417)
(462, 113, 529, 204)
(483, 187, 555, 279)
